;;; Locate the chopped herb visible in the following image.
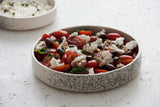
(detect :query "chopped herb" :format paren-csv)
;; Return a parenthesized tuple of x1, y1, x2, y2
(118, 45, 123, 48)
(102, 39, 107, 43)
(91, 54, 94, 57)
(4, 9, 8, 13)
(96, 58, 100, 62)
(12, 12, 15, 15)
(9, 2, 14, 6)
(37, 8, 40, 11)
(81, 49, 88, 55)
(32, 14, 35, 16)
(69, 67, 86, 74)
(126, 50, 131, 54)
(48, 53, 58, 59)
(22, 3, 29, 7)
(34, 47, 49, 54)
(89, 42, 91, 46)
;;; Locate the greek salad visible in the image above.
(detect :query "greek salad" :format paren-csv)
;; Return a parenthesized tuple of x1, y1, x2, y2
(34, 29, 138, 74)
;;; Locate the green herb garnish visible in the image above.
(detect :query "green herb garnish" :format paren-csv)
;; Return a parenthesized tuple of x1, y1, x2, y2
(12, 12, 15, 15)
(32, 14, 35, 16)
(34, 47, 49, 54)
(102, 39, 107, 43)
(22, 3, 29, 7)
(48, 53, 58, 59)
(81, 49, 88, 55)
(89, 42, 91, 46)
(69, 67, 86, 74)
(37, 8, 40, 11)
(4, 9, 8, 13)
(9, 2, 14, 6)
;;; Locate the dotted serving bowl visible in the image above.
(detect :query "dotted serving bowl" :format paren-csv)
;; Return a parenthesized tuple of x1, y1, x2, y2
(0, 0, 56, 30)
(32, 25, 141, 92)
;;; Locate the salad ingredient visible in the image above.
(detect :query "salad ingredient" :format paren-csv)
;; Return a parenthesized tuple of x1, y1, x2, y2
(53, 30, 69, 39)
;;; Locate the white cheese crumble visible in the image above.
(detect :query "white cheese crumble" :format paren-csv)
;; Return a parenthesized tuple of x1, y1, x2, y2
(98, 51, 113, 67)
(110, 44, 125, 54)
(35, 41, 46, 50)
(79, 34, 90, 43)
(125, 40, 137, 50)
(96, 29, 105, 37)
(50, 36, 56, 41)
(116, 63, 125, 68)
(69, 32, 78, 38)
(71, 55, 87, 67)
(92, 38, 102, 44)
(88, 68, 95, 74)
(112, 37, 124, 46)
(50, 57, 64, 68)
(83, 43, 97, 53)
(65, 46, 82, 55)
(57, 37, 68, 51)
(0, 1, 53, 17)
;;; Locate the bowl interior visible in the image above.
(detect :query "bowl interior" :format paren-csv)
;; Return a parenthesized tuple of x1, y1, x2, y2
(34, 26, 140, 72)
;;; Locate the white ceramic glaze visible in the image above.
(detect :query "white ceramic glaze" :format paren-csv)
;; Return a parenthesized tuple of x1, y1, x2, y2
(32, 26, 141, 92)
(0, 0, 56, 30)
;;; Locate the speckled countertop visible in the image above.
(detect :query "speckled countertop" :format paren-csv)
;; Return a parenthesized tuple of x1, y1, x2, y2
(0, 0, 160, 107)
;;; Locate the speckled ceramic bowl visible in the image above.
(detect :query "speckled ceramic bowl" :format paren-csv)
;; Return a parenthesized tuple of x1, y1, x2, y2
(0, 0, 56, 30)
(32, 25, 141, 92)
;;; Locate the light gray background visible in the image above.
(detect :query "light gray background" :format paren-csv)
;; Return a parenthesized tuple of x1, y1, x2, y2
(0, 0, 160, 107)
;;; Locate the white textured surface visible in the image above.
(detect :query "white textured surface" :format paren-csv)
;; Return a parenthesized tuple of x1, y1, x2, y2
(0, 0, 160, 107)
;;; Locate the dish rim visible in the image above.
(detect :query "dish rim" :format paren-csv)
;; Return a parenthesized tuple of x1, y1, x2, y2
(32, 25, 142, 77)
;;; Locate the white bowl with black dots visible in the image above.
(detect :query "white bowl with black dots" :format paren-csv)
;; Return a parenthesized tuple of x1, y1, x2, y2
(0, 0, 56, 30)
(32, 25, 141, 92)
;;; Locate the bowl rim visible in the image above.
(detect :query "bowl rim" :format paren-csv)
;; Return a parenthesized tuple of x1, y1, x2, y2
(32, 25, 142, 77)
(0, 0, 56, 19)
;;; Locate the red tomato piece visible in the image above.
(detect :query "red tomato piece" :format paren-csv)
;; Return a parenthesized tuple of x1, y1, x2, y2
(79, 31, 92, 36)
(41, 33, 51, 41)
(67, 53, 78, 64)
(67, 37, 86, 48)
(86, 60, 99, 69)
(94, 69, 108, 73)
(52, 64, 71, 72)
(53, 30, 69, 39)
(89, 36, 98, 42)
(52, 41, 59, 49)
(62, 51, 73, 64)
(106, 33, 121, 40)
(41, 56, 51, 67)
(119, 55, 134, 65)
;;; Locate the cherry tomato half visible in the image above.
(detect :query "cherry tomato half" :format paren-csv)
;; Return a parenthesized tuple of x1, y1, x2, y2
(94, 69, 108, 73)
(79, 31, 92, 36)
(119, 55, 134, 65)
(67, 37, 86, 48)
(89, 36, 98, 42)
(41, 33, 51, 41)
(53, 30, 69, 39)
(62, 51, 73, 64)
(86, 60, 99, 69)
(106, 33, 121, 40)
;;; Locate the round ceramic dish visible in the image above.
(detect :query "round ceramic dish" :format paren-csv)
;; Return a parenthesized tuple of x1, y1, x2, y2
(32, 25, 141, 92)
(0, 0, 56, 30)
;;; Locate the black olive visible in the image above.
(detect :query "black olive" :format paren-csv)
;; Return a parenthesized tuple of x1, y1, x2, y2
(45, 38, 53, 48)
(56, 49, 65, 58)
(64, 66, 72, 73)
(97, 44, 102, 50)
(59, 36, 66, 44)
(99, 34, 106, 39)
(111, 51, 118, 58)
(86, 55, 93, 61)
(105, 64, 115, 71)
